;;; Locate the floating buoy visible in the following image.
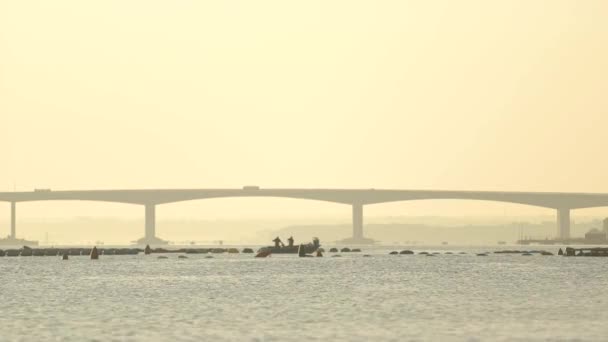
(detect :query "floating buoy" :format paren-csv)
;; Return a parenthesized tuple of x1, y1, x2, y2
(144, 244, 151, 255)
(90, 246, 99, 260)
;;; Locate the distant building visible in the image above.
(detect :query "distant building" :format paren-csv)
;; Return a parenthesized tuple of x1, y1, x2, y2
(585, 228, 607, 244)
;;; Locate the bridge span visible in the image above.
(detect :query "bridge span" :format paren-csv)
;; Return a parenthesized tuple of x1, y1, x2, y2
(3, 188, 608, 244)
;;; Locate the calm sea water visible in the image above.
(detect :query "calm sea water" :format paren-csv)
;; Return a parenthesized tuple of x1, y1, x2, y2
(1, 246, 607, 341)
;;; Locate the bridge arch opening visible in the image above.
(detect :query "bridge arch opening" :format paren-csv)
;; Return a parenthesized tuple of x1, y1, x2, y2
(155, 197, 350, 245)
(6, 200, 142, 245)
(363, 199, 555, 245)
(569, 207, 608, 238)
(0, 202, 9, 239)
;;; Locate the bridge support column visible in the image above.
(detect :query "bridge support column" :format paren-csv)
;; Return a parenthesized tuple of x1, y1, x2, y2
(145, 204, 156, 242)
(10, 202, 16, 239)
(557, 208, 571, 240)
(352, 203, 363, 240)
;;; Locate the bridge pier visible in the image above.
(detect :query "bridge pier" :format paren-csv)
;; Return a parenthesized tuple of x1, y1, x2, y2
(10, 201, 16, 239)
(352, 203, 363, 240)
(145, 204, 156, 241)
(557, 208, 571, 240)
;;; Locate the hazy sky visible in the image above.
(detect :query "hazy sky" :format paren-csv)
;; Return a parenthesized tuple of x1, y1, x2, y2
(2, 1, 608, 220)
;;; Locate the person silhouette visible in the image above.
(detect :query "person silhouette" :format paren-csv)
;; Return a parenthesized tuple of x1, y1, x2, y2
(273, 237, 284, 248)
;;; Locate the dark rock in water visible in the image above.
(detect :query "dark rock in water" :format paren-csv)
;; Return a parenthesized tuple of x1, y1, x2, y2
(242, 248, 254, 253)
(341, 247, 351, 253)
(363, 254, 372, 257)
(6, 249, 20, 257)
(329, 248, 339, 253)
(426, 254, 435, 257)
(459, 252, 467, 254)
(62, 254, 69, 260)
(558, 248, 564, 256)
(178, 255, 188, 259)
(255, 250, 271, 258)
(90, 246, 99, 260)
(316, 250, 323, 257)
(45, 249, 59, 257)
(399, 250, 414, 255)
(476, 253, 488, 256)
(69, 248, 83, 256)
(522, 253, 533, 256)
(157, 256, 168, 259)
(419, 252, 429, 255)
(540, 251, 553, 256)
(0, 249, 5, 257)
(445, 252, 453, 254)
(351, 248, 361, 253)
(204, 255, 214, 259)
(227, 248, 239, 254)
(32, 249, 45, 256)
(211, 248, 225, 254)
(144, 245, 152, 255)
(331, 255, 342, 257)
(20, 249, 33, 257)
(389, 251, 399, 255)
(23, 245, 32, 250)
(185, 249, 207, 254)
(317, 248, 325, 253)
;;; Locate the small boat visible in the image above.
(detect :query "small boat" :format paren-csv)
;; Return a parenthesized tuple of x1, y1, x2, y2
(260, 237, 321, 254)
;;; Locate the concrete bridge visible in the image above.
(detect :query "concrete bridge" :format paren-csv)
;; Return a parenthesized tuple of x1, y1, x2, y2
(3, 188, 608, 244)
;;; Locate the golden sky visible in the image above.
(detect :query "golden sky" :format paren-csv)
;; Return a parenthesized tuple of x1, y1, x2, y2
(1, 1, 608, 219)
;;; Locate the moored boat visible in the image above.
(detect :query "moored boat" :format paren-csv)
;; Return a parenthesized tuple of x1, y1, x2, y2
(260, 237, 321, 254)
